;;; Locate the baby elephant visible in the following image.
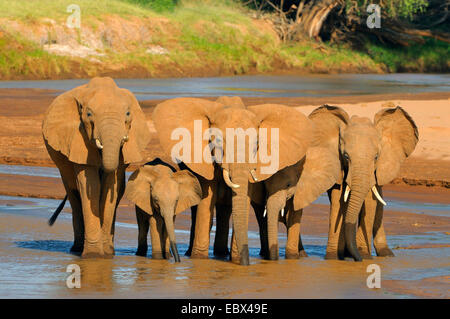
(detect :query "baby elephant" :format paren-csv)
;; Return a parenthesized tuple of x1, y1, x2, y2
(124, 160, 202, 262)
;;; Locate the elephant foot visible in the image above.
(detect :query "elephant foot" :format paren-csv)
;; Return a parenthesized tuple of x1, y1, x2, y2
(231, 255, 241, 264)
(213, 247, 230, 259)
(324, 251, 339, 260)
(358, 248, 373, 260)
(299, 249, 308, 258)
(259, 248, 269, 258)
(268, 245, 279, 261)
(82, 251, 104, 259)
(136, 245, 148, 257)
(376, 247, 395, 257)
(151, 252, 165, 259)
(163, 250, 172, 260)
(81, 243, 104, 258)
(190, 250, 209, 259)
(103, 243, 115, 258)
(285, 251, 299, 259)
(70, 244, 83, 256)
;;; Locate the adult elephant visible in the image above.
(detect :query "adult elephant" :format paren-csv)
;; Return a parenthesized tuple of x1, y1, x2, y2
(298, 105, 418, 261)
(43, 77, 150, 258)
(152, 97, 314, 265)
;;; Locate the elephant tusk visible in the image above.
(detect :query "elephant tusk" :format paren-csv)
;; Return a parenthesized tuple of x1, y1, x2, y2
(95, 138, 103, 150)
(223, 169, 240, 189)
(263, 207, 267, 218)
(372, 186, 387, 206)
(250, 169, 258, 182)
(344, 185, 350, 202)
(281, 207, 285, 217)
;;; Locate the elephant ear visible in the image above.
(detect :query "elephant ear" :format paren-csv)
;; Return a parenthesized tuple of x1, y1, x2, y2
(124, 166, 157, 215)
(152, 98, 224, 180)
(42, 85, 101, 165)
(247, 104, 314, 182)
(173, 170, 202, 214)
(293, 105, 349, 210)
(121, 89, 151, 164)
(293, 146, 341, 210)
(374, 106, 418, 185)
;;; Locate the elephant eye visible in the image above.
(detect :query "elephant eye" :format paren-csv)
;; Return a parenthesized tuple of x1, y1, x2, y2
(87, 111, 92, 117)
(343, 152, 350, 160)
(374, 154, 379, 161)
(126, 111, 130, 116)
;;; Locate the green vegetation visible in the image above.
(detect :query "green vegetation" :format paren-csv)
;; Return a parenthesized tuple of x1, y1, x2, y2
(0, 32, 71, 79)
(365, 38, 450, 72)
(0, 0, 447, 79)
(122, 0, 180, 12)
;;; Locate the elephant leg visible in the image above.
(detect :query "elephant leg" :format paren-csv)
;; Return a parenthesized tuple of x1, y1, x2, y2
(67, 190, 84, 254)
(74, 164, 103, 258)
(48, 148, 84, 254)
(266, 194, 284, 261)
(149, 214, 165, 259)
(185, 206, 197, 257)
(213, 203, 231, 258)
(373, 222, 394, 257)
(136, 206, 150, 257)
(191, 177, 217, 259)
(356, 192, 376, 259)
(253, 201, 269, 259)
(325, 185, 346, 260)
(100, 164, 126, 257)
(285, 200, 307, 259)
(373, 187, 395, 257)
(297, 209, 307, 258)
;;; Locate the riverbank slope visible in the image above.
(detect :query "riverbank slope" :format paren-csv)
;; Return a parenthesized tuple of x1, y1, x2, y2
(0, 0, 448, 80)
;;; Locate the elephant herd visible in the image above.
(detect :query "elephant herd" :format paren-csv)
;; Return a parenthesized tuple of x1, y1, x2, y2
(42, 77, 419, 265)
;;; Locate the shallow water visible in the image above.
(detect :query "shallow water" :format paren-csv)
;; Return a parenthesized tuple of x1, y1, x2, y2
(0, 194, 448, 298)
(1, 164, 448, 218)
(0, 74, 448, 100)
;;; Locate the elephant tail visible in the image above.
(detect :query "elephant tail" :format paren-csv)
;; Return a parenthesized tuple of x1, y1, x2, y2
(48, 195, 68, 226)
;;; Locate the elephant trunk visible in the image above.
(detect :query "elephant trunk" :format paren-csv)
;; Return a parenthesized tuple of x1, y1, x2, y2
(344, 166, 371, 262)
(228, 166, 250, 266)
(266, 193, 285, 260)
(98, 119, 124, 173)
(161, 208, 180, 262)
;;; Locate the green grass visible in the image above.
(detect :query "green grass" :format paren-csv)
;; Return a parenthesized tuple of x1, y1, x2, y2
(121, 0, 179, 12)
(0, 32, 71, 78)
(0, 0, 156, 21)
(0, 0, 447, 79)
(365, 38, 450, 72)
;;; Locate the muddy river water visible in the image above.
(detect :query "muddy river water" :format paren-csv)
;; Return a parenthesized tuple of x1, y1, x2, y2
(0, 74, 449, 100)
(0, 165, 448, 298)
